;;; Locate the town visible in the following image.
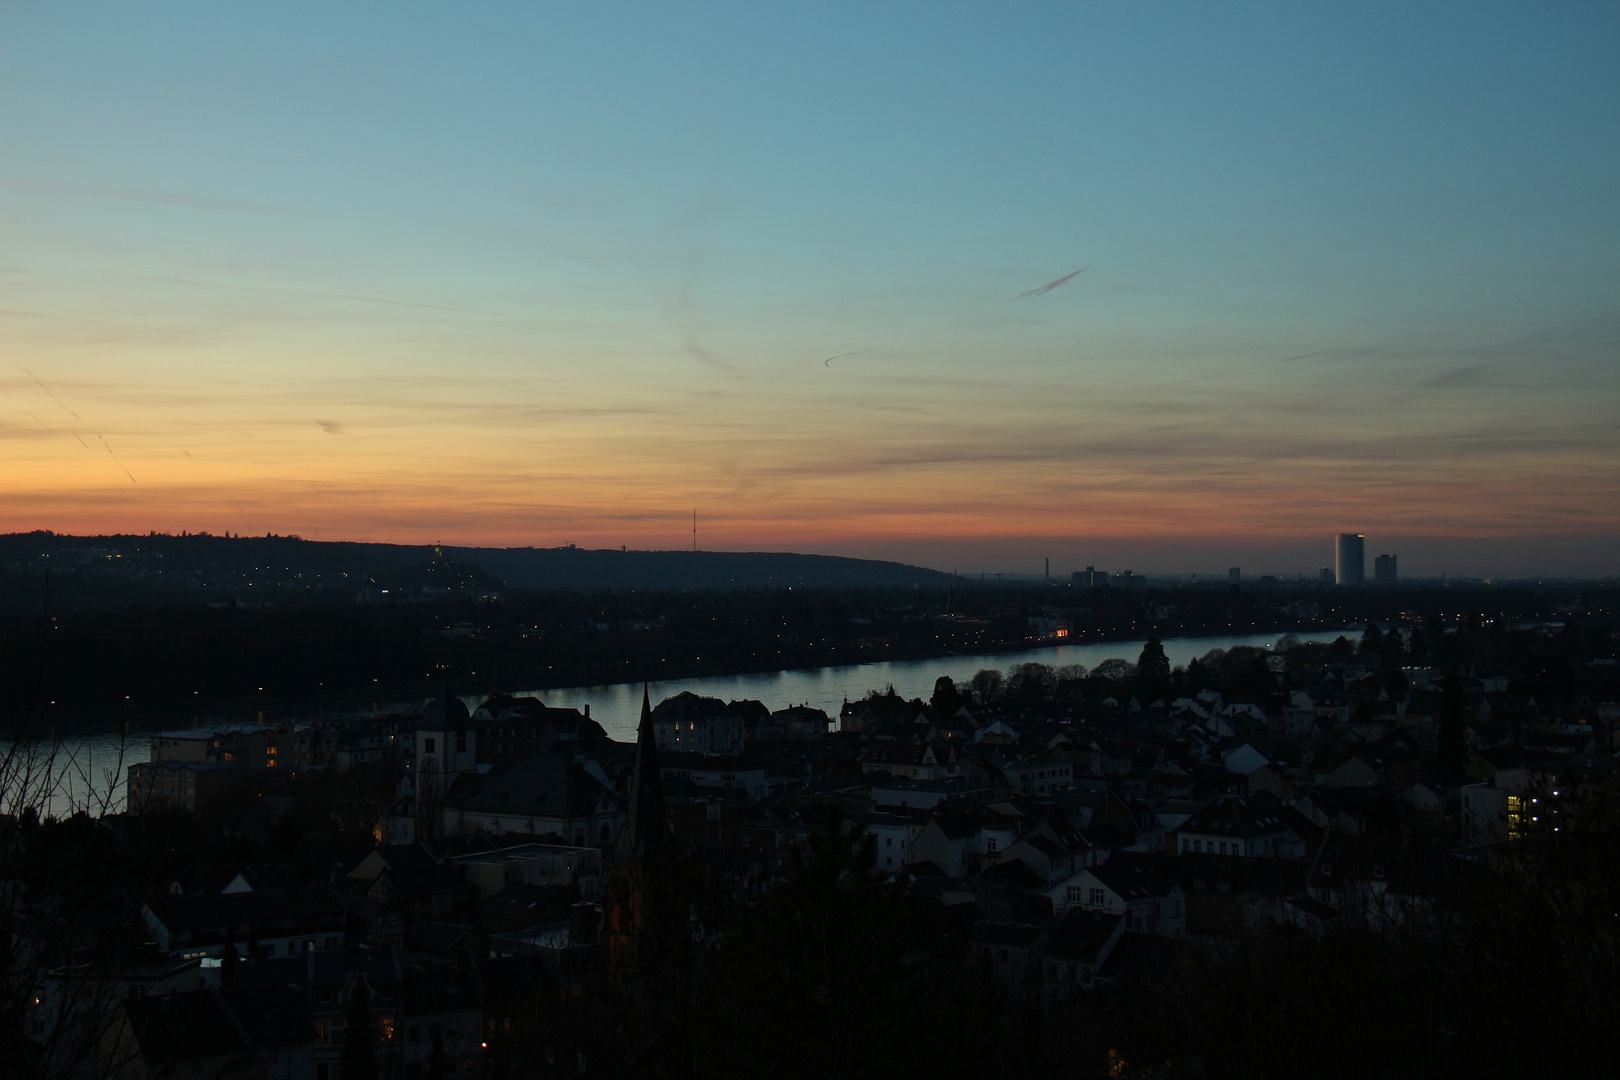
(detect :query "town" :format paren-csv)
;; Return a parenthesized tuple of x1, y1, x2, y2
(9, 3, 1617, 1075)
(4, 600, 1615, 1077)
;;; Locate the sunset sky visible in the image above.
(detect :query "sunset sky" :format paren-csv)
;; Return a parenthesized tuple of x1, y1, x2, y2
(3, 3, 1617, 577)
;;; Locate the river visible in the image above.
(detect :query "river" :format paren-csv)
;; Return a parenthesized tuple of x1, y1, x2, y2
(506, 629, 1347, 741)
(9, 629, 1347, 818)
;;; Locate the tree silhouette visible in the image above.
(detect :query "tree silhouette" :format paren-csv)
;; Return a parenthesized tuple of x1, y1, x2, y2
(968, 668, 1004, 703)
(341, 979, 379, 1080)
(1005, 662, 1056, 702)
(1436, 667, 1467, 780)
(718, 805, 911, 1076)
(1136, 637, 1171, 700)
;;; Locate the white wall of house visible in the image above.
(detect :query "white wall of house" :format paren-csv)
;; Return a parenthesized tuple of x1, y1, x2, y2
(1050, 870, 1186, 936)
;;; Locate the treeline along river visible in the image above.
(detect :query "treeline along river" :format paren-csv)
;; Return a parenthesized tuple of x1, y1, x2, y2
(521, 629, 1347, 741)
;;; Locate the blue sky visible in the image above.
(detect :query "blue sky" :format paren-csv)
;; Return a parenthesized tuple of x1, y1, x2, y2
(3, 2, 1618, 576)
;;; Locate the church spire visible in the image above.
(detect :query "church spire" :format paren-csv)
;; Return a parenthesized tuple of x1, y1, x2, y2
(616, 684, 666, 862)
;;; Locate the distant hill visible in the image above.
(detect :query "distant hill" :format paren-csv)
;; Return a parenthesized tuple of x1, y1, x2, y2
(0, 532, 948, 606)
(447, 545, 948, 590)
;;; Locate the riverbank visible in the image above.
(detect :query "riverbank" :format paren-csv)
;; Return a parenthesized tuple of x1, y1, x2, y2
(19, 618, 1348, 738)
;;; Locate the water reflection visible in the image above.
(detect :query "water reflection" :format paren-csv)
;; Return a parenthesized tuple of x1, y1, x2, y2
(0, 734, 139, 821)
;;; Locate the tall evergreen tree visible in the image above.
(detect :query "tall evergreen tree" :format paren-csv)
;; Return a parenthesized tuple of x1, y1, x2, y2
(341, 979, 379, 1080)
(220, 930, 239, 991)
(1136, 636, 1171, 699)
(1407, 625, 1429, 666)
(1436, 667, 1467, 779)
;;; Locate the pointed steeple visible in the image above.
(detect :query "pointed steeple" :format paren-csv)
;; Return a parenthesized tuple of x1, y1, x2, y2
(616, 685, 666, 861)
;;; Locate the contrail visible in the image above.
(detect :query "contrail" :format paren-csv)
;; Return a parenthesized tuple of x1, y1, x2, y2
(94, 434, 137, 484)
(18, 369, 80, 418)
(825, 349, 874, 367)
(1280, 350, 1331, 363)
(27, 402, 89, 449)
(1014, 267, 1086, 300)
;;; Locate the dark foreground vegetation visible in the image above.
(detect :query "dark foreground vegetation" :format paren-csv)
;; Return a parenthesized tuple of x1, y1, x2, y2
(2, 779, 1613, 1078)
(520, 796, 1617, 1080)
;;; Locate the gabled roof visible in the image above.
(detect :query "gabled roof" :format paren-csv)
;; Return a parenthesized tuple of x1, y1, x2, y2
(1164, 852, 1313, 896)
(650, 690, 733, 723)
(444, 751, 619, 819)
(219, 985, 312, 1051)
(1020, 835, 1068, 859)
(227, 947, 401, 992)
(975, 858, 1048, 891)
(1044, 909, 1126, 964)
(1176, 794, 1300, 839)
(974, 922, 1043, 948)
(421, 680, 471, 732)
(1088, 863, 1175, 901)
(144, 885, 345, 933)
(121, 989, 250, 1064)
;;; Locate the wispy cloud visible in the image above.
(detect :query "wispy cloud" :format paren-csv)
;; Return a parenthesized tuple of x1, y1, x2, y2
(145, 276, 505, 316)
(315, 418, 346, 435)
(683, 338, 742, 379)
(3, 179, 295, 214)
(1422, 365, 1488, 389)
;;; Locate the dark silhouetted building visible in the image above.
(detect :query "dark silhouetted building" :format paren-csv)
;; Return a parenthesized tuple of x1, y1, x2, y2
(1375, 553, 1397, 586)
(1335, 533, 1365, 586)
(1072, 566, 1106, 588)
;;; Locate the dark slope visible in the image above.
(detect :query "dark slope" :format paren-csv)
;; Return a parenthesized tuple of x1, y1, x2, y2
(0, 532, 947, 608)
(448, 546, 946, 590)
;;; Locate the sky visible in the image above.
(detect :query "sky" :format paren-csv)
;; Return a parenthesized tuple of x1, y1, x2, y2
(2, 2, 1618, 578)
